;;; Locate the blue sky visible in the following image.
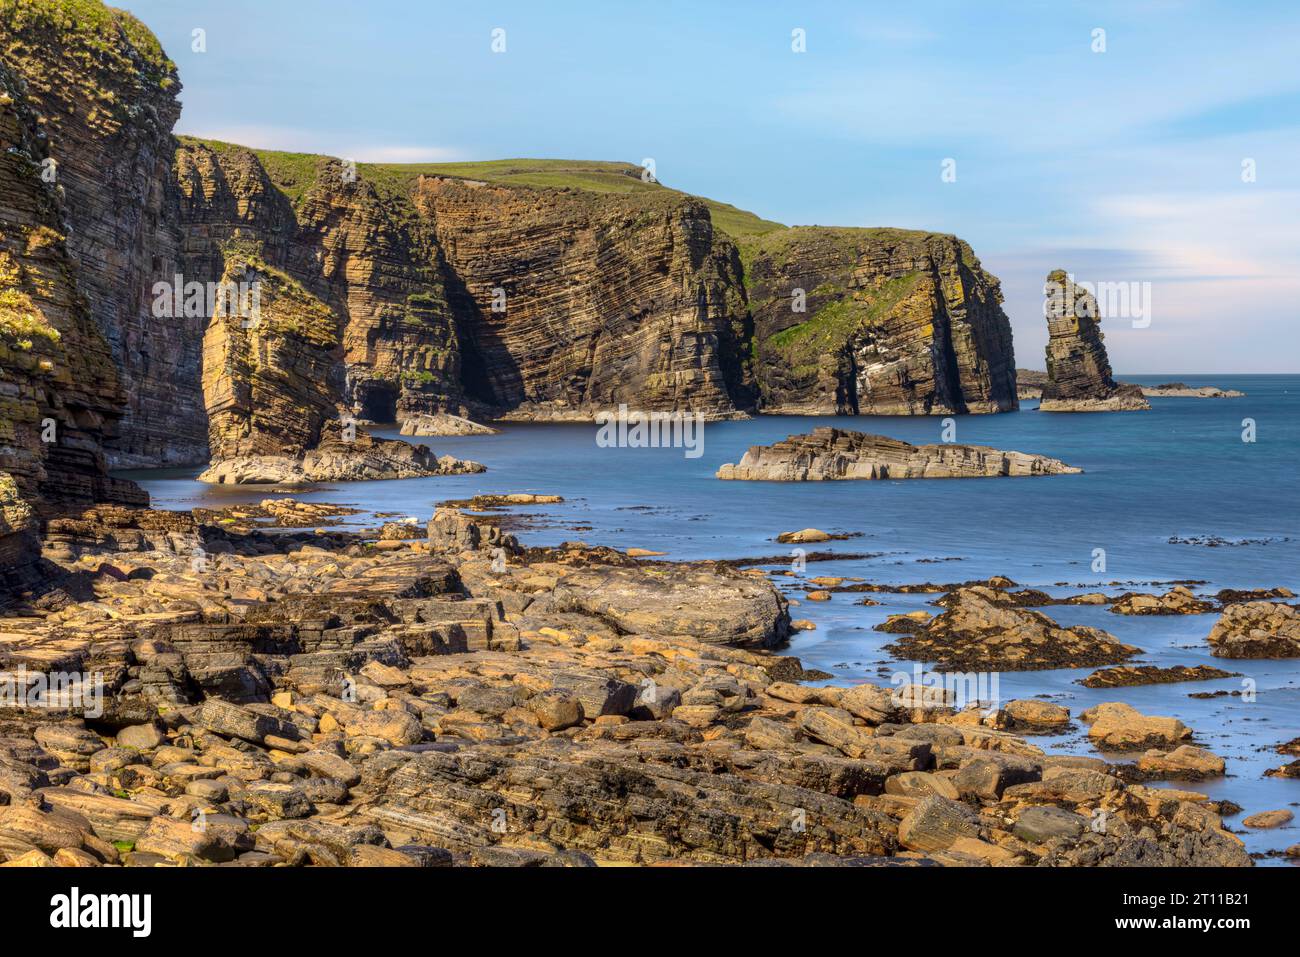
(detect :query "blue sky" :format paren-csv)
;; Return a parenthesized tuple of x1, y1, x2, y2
(126, 0, 1300, 372)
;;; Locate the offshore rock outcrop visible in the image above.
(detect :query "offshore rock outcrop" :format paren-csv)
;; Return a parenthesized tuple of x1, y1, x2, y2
(1207, 602, 1300, 658)
(885, 586, 1140, 671)
(1039, 270, 1149, 412)
(198, 422, 485, 485)
(716, 428, 1080, 481)
(400, 412, 498, 436)
(744, 229, 1018, 415)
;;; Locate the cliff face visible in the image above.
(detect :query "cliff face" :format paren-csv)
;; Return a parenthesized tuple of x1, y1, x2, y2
(744, 228, 1018, 415)
(0, 0, 204, 467)
(1039, 269, 1148, 412)
(174, 141, 465, 428)
(0, 49, 145, 591)
(200, 256, 342, 460)
(413, 177, 754, 419)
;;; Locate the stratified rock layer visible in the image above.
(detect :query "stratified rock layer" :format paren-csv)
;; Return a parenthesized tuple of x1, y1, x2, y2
(413, 176, 754, 419)
(399, 412, 498, 436)
(744, 229, 1018, 415)
(0, 47, 146, 592)
(197, 424, 485, 485)
(0, 2, 203, 467)
(1039, 270, 1149, 412)
(0, 505, 1252, 867)
(717, 428, 1080, 481)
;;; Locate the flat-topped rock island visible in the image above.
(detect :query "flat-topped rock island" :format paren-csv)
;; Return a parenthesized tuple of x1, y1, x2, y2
(716, 428, 1082, 481)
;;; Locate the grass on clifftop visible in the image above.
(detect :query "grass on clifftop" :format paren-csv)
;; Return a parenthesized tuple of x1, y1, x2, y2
(737, 224, 956, 269)
(178, 137, 327, 205)
(362, 158, 786, 238)
(180, 144, 785, 240)
(1, 0, 176, 86)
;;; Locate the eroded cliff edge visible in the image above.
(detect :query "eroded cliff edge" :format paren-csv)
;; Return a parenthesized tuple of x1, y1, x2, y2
(743, 228, 1018, 415)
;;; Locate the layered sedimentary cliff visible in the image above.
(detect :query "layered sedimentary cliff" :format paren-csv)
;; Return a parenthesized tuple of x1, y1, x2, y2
(716, 428, 1080, 481)
(0, 47, 145, 590)
(413, 177, 754, 419)
(199, 256, 341, 460)
(743, 229, 1018, 415)
(1039, 270, 1148, 412)
(0, 0, 203, 467)
(173, 141, 467, 424)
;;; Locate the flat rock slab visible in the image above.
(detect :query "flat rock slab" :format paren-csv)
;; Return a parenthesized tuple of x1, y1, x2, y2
(717, 428, 1080, 481)
(551, 564, 790, 649)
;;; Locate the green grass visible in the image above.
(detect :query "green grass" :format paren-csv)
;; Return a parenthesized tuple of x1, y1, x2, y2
(180, 144, 785, 239)
(739, 225, 951, 268)
(178, 137, 329, 205)
(1, 0, 176, 86)
(762, 272, 925, 366)
(358, 158, 785, 237)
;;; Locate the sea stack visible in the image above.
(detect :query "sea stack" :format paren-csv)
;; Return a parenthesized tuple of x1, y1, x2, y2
(1038, 270, 1149, 412)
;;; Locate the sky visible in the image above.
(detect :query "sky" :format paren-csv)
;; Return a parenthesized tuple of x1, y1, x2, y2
(124, 0, 1300, 373)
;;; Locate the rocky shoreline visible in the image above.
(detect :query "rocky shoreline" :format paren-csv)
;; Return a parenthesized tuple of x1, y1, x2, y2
(1, 498, 1290, 867)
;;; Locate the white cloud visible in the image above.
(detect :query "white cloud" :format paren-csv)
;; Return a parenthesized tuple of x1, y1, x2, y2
(175, 123, 463, 163)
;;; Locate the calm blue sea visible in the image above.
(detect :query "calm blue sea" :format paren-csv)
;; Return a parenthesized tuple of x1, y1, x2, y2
(125, 374, 1300, 863)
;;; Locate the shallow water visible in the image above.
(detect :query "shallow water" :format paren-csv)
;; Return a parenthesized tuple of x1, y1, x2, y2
(124, 374, 1300, 863)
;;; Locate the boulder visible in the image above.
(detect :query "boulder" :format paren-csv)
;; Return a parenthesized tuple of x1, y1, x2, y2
(1242, 809, 1293, 829)
(1002, 699, 1070, 730)
(897, 796, 981, 852)
(1137, 745, 1225, 779)
(1081, 702, 1192, 750)
(1110, 587, 1214, 616)
(1207, 602, 1300, 658)
(343, 710, 424, 746)
(776, 528, 832, 544)
(1013, 806, 1087, 844)
(527, 690, 585, 731)
(551, 564, 790, 649)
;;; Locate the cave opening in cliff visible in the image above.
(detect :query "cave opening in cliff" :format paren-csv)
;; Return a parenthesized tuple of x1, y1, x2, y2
(357, 383, 398, 424)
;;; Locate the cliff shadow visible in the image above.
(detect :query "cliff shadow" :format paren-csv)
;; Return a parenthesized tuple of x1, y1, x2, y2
(440, 264, 525, 416)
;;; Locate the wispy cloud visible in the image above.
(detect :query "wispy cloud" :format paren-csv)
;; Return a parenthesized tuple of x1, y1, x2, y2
(177, 123, 463, 164)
